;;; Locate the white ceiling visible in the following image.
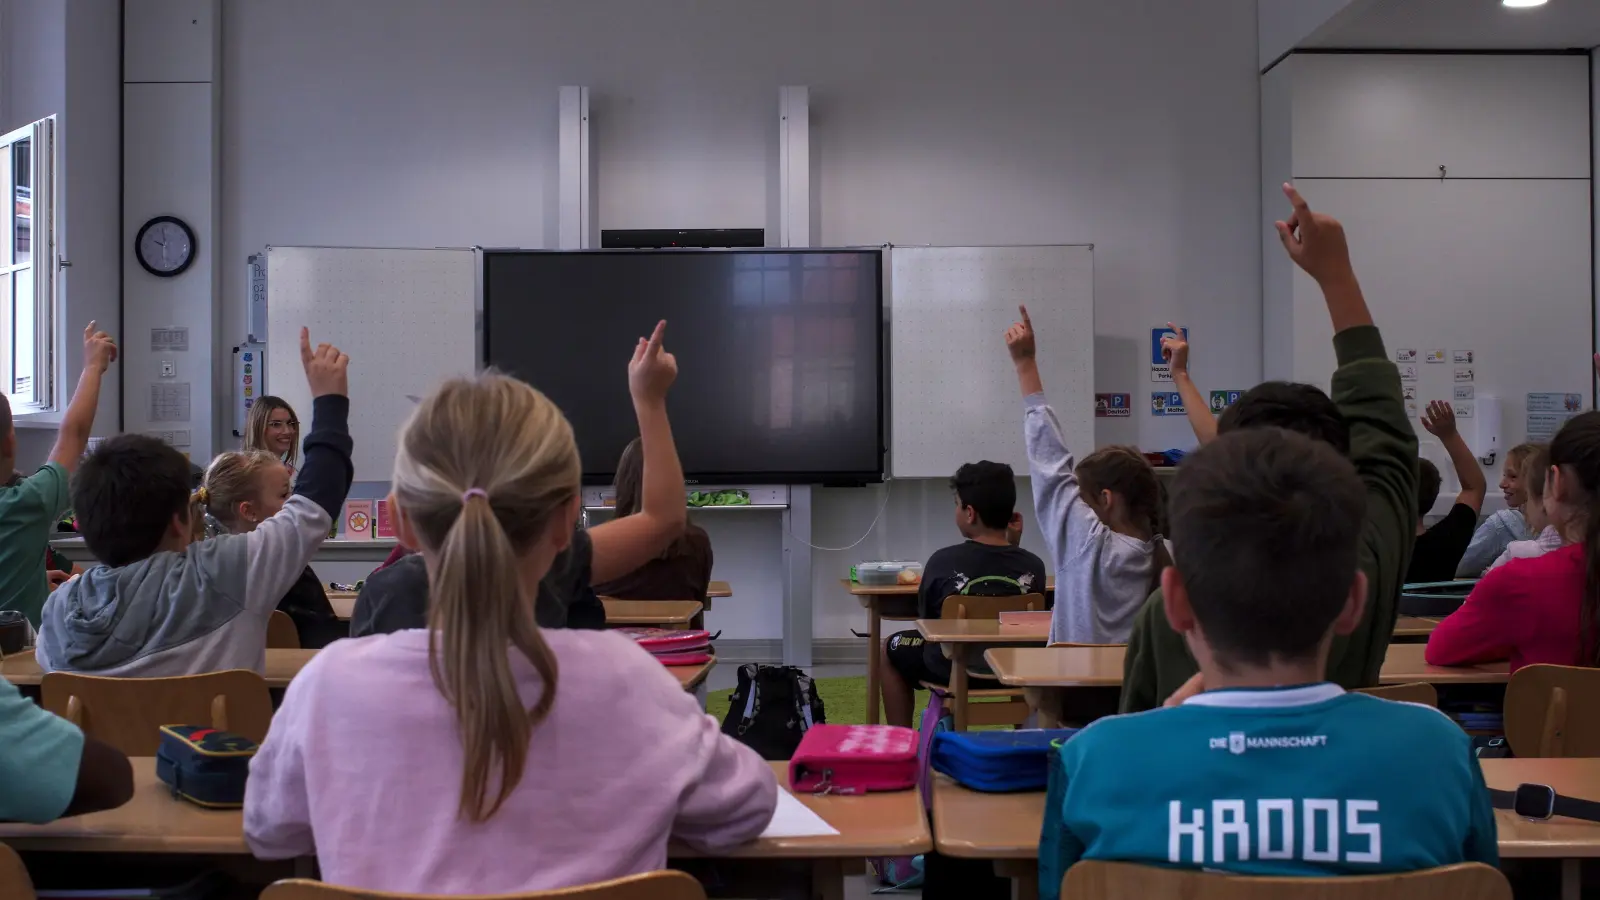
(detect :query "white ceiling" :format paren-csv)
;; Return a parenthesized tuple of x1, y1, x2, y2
(1303, 0, 1600, 51)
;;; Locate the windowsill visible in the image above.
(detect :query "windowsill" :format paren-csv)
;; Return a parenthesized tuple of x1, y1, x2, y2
(12, 410, 63, 428)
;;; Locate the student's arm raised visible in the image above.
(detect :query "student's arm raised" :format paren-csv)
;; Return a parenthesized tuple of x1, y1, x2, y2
(46, 322, 117, 473)
(1422, 400, 1487, 514)
(589, 320, 688, 584)
(1007, 306, 1102, 569)
(241, 329, 354, 614)
(1161, 322, 1217, 445)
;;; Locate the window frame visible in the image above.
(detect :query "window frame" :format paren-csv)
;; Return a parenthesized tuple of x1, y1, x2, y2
(0, 116, 55, 413)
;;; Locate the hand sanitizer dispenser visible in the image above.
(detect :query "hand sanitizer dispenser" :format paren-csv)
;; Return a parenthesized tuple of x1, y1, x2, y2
(1473, 395, 1501, 468)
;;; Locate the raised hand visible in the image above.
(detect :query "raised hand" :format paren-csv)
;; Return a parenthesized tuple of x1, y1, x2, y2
(628, 320, 678, 406)
(1420, 400, 1457, 439)
(1160, 322, 1189, 377)
(300, 327, 350, 397)
(82, 321, 117, 373)
(1004, 305, 1036, 362)
(1274, 183, 1355, 287)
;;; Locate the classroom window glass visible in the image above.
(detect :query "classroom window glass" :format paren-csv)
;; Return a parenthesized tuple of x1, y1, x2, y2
(0, 117, 54, 411)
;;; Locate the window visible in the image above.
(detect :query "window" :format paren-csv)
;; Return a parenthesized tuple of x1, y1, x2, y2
(0, 117, 54, 411)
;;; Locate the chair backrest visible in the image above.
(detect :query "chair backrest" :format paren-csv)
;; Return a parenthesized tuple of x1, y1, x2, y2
(1505, 664, 1600, 757)
(940, 593, 1044, 620)
(1062, 861, 1509, 900)
(1356, 682, 1438, 707)
(260, 871, 708, 900)
(0, 844, 35, 900)
(267, 610, 301, 649)
(42, 670, 273, 756)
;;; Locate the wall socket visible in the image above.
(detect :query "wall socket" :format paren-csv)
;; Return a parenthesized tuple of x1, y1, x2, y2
(160, 360, 176, 378)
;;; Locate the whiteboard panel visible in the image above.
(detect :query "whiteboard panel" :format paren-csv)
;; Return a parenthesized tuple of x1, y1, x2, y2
(1289, 179, 1591, 483)
(890, 246, 1093, 478)
(266, 247, 477, 481)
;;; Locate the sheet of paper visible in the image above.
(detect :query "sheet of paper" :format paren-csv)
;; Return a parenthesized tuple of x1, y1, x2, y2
(759, 788, 840, 838)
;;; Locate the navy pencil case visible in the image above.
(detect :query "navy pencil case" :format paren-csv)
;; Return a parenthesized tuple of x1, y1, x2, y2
(155, 725, 257, 809)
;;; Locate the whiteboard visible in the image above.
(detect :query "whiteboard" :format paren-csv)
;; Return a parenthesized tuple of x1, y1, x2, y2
(890, 246, 1094, 478)
(266, 247, 477, 481)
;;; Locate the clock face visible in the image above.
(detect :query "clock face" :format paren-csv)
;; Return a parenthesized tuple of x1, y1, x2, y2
(137, 217, 195, 276)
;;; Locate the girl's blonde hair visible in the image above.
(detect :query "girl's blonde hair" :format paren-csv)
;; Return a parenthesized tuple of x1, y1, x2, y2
(244, 396, 300, 469)
(189, 450, 288, 541)
(394, 372, 580, 822)
(1521, 444, 1552, 501)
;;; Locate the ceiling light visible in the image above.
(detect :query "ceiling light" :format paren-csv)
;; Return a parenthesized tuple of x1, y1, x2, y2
(1503, 0, 1548, 7)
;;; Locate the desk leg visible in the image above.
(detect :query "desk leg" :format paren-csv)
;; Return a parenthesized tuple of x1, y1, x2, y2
(995, 861, 1038, 900)
(810, 859, 844, 900)
(1025, 686, 1062, 728)
(867, 601, 882, 725)
(1561, 858, 1580, 900)
(951, 644, 969, 732)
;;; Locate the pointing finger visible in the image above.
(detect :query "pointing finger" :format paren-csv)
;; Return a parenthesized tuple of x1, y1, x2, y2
(645, 320, 667, 356)
(300, 327, 313, 365)
(1019, 305, 1032, 329)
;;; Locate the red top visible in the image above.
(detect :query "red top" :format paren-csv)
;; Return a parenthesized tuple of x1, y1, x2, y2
(1425, 543, 1589, 673)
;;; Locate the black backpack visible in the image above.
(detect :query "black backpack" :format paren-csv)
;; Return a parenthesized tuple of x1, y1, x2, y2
(720, 664, 826, 760)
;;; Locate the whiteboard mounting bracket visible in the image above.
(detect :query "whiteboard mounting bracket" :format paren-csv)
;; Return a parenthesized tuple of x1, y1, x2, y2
(558, 86, 593, 249)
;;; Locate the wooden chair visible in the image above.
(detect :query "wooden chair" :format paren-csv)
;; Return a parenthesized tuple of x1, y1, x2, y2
(1504, 664, 1600, 757)
(41, 670, 273, 756)
(260, 871, 707, 900)
(268, 610, 302, 648)
(1356, 682, 1438, 707)
(1062, 860, 1510, 900)
(920, 593, 1045, 731)
(0, 844, 36, 900)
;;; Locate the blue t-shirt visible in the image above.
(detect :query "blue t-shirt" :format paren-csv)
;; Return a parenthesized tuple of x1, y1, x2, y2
(0, 462, 71, 625)
(0, 676, 83, 822)
(1040, 684, 1498, 900)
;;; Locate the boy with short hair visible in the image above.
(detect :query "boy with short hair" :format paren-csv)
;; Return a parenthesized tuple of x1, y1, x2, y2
(1120, 185, 1417, 710)
(1038, 428, 1496, 898)
(880, 460, 1047, 727)
(0, 322, 117, 625)
(36, 329, 353, 676)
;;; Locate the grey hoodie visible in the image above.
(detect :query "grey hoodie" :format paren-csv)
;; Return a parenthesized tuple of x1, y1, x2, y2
(1025, 393, 1165, 645)
(36, 496, 333, 676)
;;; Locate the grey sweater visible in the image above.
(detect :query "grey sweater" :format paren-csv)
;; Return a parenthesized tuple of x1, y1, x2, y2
(1025, 393, 1164, 645)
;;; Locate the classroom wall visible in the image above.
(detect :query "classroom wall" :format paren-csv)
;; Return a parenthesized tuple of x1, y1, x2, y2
(1256, 0, 1357, 70)
(218, 0, 1261, 642)
(2, 0, 121, 471)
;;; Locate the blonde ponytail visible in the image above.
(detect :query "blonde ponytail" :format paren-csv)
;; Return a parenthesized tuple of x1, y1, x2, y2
(394, 373, 580, 822)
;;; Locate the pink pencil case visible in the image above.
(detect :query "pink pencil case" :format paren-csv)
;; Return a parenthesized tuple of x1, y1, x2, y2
(655, 650, 713, 666)
(619, 628, 710, 653)
(789, 724, 918, 795)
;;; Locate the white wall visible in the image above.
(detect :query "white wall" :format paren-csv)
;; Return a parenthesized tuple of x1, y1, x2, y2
(2, 0, 121, 471)
(1257, 0, 1359, 70)
(220, 0, 1261, 641)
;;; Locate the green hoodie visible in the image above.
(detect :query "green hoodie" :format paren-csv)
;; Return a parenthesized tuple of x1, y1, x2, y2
(1119, 324, 1418, 712)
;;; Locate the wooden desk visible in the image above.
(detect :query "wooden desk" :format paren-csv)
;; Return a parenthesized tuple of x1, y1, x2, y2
(602, 598, 703, 627)
(933, 758, 1600, 900)
(0, 760, 926, 900)
(984, 643, 1509, 726)
(1394, 615, 1439, 638)
(916, 618, 1049, 643)
(670, 659, 716, 692)
(329, 591, 357, 621)
(1, 648, 318, 691)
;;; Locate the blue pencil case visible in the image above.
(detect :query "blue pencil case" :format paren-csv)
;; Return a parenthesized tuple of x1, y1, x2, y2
(930, 728, 1080, 792)
(155, 725, 257, 809)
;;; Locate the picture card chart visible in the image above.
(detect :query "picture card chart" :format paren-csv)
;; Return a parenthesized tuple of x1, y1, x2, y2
(889, 246, 1093, 478)
(266, 247, 477, 481)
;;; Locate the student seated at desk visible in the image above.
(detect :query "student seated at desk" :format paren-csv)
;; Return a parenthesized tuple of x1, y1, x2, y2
(1427, 413, 1600, 673)
(0, 323, 117, 627)
(1485, 445, 1565, 572)
(593, 437, 713, 603)
(352, 332, 692, 635)
(35, 330, 353, 676)
(245, 326, 776, 895)
(1120, 185, 1416, 712)
(192, 451, 346, 649)
(1038, 428, 1496, 900)
(1455, 441, 1540, 577)
(881, 460, 1047, 727)
(1405, 401, 1487, 583)
(0, 677, 133, 822)
(1006, 308, 1168, 646)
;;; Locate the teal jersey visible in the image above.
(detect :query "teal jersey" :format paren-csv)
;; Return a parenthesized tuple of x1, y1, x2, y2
(1039, 684, 1497, 900)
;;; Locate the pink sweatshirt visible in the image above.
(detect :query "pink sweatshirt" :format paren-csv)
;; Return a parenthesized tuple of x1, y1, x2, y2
(1425, 542, 1588, 673)
(244, 629, 777, 894)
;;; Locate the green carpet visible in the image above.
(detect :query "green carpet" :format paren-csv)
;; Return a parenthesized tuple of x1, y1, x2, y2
(707, 674, 990, 728)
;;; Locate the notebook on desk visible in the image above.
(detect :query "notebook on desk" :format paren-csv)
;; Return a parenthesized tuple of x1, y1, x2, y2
(998, 611, 1051, 628)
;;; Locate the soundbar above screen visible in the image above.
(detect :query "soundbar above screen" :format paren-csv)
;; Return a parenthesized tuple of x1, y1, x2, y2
(482, 249, 884, 485)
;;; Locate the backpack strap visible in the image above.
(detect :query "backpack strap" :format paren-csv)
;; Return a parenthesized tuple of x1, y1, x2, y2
(793, 672, 816, 731)
(736, 664, 761, 735)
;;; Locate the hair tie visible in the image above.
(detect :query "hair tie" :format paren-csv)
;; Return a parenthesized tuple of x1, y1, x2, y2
(461, 487, 488, 504)
(194, 487, 209, 505)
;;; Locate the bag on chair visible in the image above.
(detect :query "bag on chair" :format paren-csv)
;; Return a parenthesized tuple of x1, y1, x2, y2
(155, 725, 257, 808)
(720, 664, 825, 760)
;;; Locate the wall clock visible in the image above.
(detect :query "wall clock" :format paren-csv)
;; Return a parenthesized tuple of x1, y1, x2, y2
(135, 215, 196, 277)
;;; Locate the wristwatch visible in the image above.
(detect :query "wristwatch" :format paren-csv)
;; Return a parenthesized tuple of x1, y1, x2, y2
(1488, 783, 1600, 822)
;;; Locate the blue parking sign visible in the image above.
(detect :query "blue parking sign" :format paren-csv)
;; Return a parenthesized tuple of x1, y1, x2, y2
(1151, 326, 1188, 365)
